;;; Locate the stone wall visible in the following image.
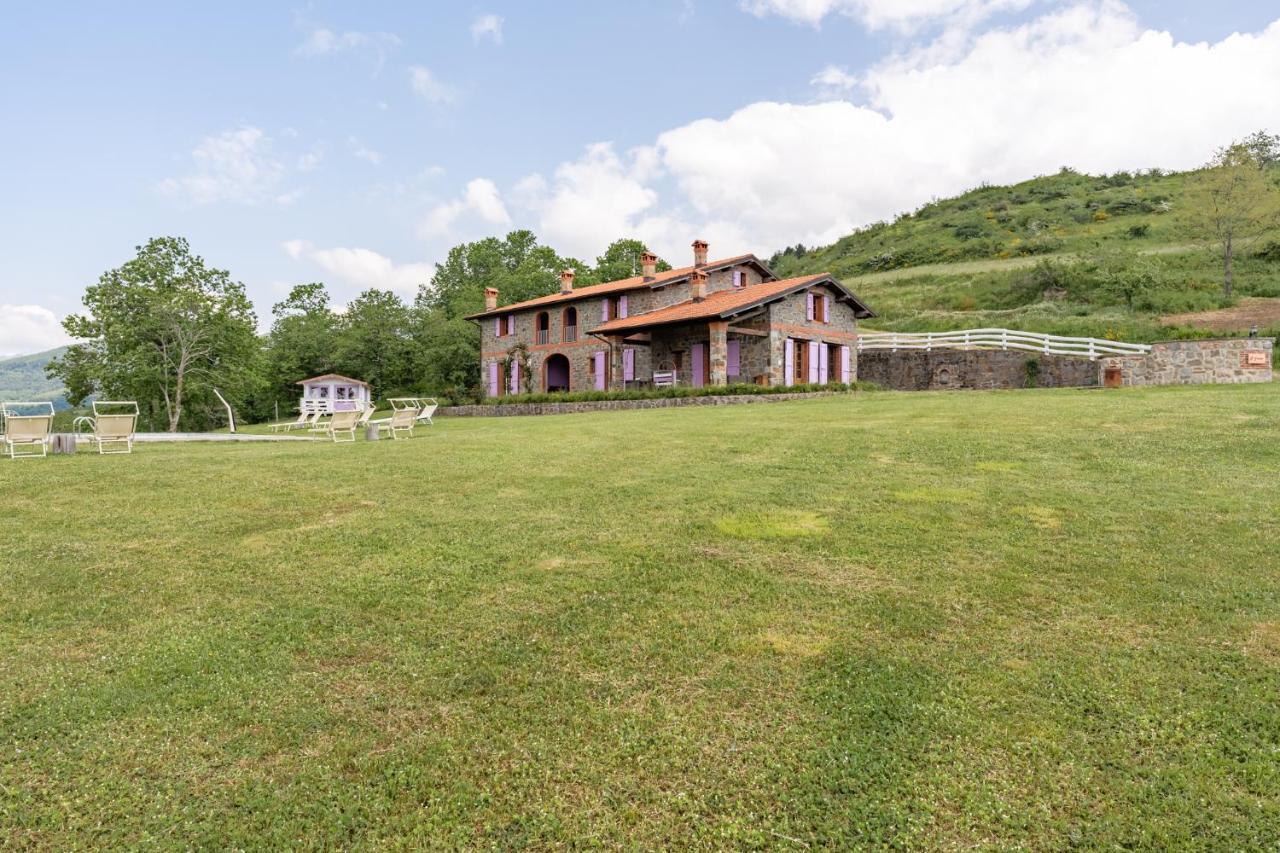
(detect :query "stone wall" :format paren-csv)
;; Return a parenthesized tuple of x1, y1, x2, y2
(858, 349, 1098, 390)
(768, 288, 861, 385)
(440, 390, 845, 417)
(1098, 338, 1273, 386)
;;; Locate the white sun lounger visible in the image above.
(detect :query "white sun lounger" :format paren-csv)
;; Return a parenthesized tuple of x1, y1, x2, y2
(324, 408, 363, 443)
(2, 402, 55, 460)
(83, 401, 139, 454)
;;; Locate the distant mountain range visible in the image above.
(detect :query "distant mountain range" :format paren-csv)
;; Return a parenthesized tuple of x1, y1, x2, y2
(0, 347, 71, 409)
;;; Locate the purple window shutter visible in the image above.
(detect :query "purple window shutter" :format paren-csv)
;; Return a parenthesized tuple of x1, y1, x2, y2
(594, 352, 606, 390)
(691, 344, 705, 388)
(601, 298, 610, 323)
(619, 295, 628, 319)
(727, 340, 740, 379)
(818, 343, 829, 384)
(623, 348, 635, 381)
(840, 345, 851, 383)
(822, 294, 831, 324)
(806, 293, 814, 321)
(509, 360, 519, 395)
(489, 362, 499, 396)
(493, 317, 500, 336)
(784, 339, 795, 387)
(733, 270, 742, 288)
(507, 314, 514, 335)
(808, 341, 820, 383)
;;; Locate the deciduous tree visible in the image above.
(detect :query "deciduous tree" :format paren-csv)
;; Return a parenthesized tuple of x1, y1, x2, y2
(1186, 139, 1280, 297)
(49, 237, 259, 431)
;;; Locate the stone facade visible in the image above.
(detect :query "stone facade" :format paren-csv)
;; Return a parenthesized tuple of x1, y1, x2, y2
(858, 349, 1099, 390)
(1098, 338, 1273, 386)
(477, 250, 870, 394)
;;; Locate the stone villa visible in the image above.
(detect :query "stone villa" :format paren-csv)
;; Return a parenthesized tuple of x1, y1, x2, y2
(467, 240, 876, 395)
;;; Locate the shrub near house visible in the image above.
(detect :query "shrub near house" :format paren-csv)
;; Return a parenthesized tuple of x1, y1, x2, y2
(468, 240, 877, 396)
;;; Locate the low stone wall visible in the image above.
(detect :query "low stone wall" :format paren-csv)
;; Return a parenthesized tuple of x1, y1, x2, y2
(857, 349, 1098, 391)
(439, 391, 840, 417)
(1099, 338, 1273, 386)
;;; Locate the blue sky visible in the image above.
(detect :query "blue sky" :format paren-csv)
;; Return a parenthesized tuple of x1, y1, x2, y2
(3, 0, 1279, 355)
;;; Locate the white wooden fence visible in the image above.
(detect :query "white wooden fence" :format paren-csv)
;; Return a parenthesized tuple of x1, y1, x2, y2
(856, 328, 1151, 360)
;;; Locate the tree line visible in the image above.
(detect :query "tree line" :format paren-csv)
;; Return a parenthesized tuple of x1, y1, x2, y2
(49, 233, 668, 431)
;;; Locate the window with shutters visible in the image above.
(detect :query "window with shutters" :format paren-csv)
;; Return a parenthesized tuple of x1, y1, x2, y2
(812, 291, 826, 323)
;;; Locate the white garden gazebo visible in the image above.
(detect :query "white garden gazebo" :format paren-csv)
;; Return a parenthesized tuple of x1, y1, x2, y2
(297, 373, 372, 415)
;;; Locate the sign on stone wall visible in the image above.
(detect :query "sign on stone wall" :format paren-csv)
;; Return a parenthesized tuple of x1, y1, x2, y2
(1244, 350, 1268, 368)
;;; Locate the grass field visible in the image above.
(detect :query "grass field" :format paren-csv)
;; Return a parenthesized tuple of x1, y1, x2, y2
(3, 385, 1280, 848)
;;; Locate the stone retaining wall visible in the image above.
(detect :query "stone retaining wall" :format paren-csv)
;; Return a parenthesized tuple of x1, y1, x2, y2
(857, 349, 1098, 391)
(1098, 338, 1273, 386)
(439, 391, 841, 417)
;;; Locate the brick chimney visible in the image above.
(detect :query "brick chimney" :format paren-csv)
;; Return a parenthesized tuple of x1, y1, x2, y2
(640, 251, 657, 281)
(691, 268, 708, 302)
(560, 269, 575, 295)
(484, 287, 499, 311)
(692, 239, 709, 268)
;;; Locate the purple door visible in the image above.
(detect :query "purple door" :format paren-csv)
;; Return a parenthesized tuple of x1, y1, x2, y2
(691, 343, 705, 388)
(784, 339, 795, 387)
(623, 348, 635, 381)
(727, 340, 740, 380)
(808, 341, 820, 383)
(818, 343, 829, 384)
(840, 345, 851, 383)
(594, 352, 606, 390)
(488, 362, 499, 397)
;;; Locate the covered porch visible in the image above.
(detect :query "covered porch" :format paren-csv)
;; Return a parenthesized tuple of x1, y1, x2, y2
(297, 374, 372, 414)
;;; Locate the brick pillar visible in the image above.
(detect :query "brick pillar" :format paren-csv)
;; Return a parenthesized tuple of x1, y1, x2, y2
(708, 321, 729, 386)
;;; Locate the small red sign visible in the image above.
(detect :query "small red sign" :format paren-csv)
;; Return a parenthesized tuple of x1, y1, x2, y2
(1244, 351, 1268, 367)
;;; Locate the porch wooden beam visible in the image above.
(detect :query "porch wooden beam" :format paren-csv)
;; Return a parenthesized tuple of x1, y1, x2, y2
(727, 325, 769, 337)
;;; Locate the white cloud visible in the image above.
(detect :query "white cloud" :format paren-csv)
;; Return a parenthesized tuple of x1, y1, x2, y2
(158, 126, 293, 205)
(810, 65, 859, 94)
(431, 4, 1280, 265)
(282, 240, 434, 297)
(471, 14, 504, 44)
(293, 24, 400, 72)
(419, 178, 512, 238)
(347, 137, 384, 165)
(296, 145, 324, 172)
(409, 65, 456, 104)
(741, 0, 1031, 30)
(0, 305, 73, 357)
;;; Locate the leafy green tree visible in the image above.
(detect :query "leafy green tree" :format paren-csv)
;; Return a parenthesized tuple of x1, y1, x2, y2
(334, 289, 416, 396)
(589, 238, 671, 284)
(1186, 140, 1280, 297)
(49, 237, 259, 431)
(262, 283, 338, 411)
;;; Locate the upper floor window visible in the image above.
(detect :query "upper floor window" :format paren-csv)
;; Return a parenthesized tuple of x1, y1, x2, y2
(535, 311, 551, 345)
(494, 313, 515, 337)
(562, 306, 578, 342)
(733, 269, 747, 288)
(807, 292, 829, 324)
(601, 294, 628, 322)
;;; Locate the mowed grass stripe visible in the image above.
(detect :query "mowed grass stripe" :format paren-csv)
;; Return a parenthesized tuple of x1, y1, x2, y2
(1, 385, 1278, 847)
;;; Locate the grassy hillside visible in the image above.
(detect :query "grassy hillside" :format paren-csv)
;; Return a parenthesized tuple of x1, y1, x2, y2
(3, 387, 1280, 846)
(0, 347, 69, 409)
(771, 167, 1280, 342)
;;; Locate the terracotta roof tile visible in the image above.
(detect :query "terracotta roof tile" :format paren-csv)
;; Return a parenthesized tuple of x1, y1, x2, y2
(589, 274, 862, 335)
(464, 254, 764, 320)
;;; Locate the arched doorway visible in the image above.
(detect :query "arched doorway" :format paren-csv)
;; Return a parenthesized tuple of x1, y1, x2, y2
(544, 353, 571, 392)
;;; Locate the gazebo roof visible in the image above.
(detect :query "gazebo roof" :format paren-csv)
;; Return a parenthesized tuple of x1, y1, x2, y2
(297, 373, 370, 387)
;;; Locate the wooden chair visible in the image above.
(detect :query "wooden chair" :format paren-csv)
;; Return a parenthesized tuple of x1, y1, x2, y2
(652, 371, 677, 388)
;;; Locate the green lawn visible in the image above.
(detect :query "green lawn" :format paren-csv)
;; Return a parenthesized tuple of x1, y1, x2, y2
(3, 385, 1279, 848)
